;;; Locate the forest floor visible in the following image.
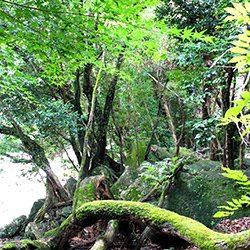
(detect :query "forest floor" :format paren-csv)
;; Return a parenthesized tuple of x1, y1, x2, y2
(1, 216, 250, 249)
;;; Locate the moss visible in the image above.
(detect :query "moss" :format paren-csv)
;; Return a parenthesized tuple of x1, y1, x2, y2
(0, 244, 18, 250)
(72, 200, 248, 249)
(167, 161, 250, 227)
(73, 177, 99, 209)
(0, 239, 48, 250)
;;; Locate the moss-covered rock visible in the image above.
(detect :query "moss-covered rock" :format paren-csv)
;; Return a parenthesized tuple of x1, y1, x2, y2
(73, 175, 113, 210)
(0, 239, 48, 250)
(149, 145, 193, 161)
(0, 215, 27, 239)
(111, 159, 250, 228)
(111, 162, 168, 202)
(166, 160, 250, 227)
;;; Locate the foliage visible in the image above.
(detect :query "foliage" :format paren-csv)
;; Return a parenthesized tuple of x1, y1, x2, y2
(219, 2, 250, 143)
(214, 167, 250, 218)
(141, 158, 178, 187)
(226, 1, 250, 71)
(0, 0, 211, 171)
(220, 91, 250, 139)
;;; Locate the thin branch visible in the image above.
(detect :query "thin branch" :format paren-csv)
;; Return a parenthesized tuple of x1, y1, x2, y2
(0, 0, 92, 16)
(209, 49, 231, 69)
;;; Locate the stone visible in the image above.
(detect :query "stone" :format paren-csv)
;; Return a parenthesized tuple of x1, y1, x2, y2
(26, 199, 45, 224)
(0, 215, 27, 238)
(63, 177, 77, 197)
(111, 159, 250, 228)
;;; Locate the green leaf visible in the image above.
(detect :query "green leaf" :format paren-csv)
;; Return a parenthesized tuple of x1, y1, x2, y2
(236, 60, 247, 68)
(245, 1, 250, 13)
(232, 41, 249, 48)
(241, 91, 250, 101)
(231, 47, 248, 54)
(225, 106, 242, 118)
(225, 7, 242, 16)
(213, 211, 234, 218)
(238, 34, 250, 43)
(242, 125, 250, 137)
(228, 55, 247, 63)
(224, 16, 237, 22)
(233, 3, 247, 15)
(244, 30, 250, 36)
(232, 198, 240, 205)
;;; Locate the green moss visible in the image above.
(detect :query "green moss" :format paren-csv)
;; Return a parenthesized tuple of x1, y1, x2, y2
(0, 244, 18, 250)
(0, 239, 48, 250)
(73, 177, 98, 209)
(73, 200, 244, 249)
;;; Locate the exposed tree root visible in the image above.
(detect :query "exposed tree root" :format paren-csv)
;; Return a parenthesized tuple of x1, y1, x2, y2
(2, 200, 250, 250)
(90, 220, 119, 250)
(47, 200, 250, 250)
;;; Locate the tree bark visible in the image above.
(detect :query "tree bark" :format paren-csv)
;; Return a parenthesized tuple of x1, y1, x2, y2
(46, 200, 250, 250)
(221, 68, 237, 169)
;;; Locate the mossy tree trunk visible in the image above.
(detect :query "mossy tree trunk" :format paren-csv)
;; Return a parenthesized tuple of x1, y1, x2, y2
(45, 200, 250, 250)
(79, 51, 125, 178)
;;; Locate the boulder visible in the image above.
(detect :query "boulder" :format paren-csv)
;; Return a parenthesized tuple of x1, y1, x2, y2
(111, 160, 250, 228)
(63, 177, 77, 197)
(26, 199, 45, 224)
(74, 175, 113, 209)
(0, 215, 27, 238)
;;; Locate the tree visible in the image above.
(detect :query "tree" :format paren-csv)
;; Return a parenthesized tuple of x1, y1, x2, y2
(155, 0, 243, 168)
(0, 0, 210, 221)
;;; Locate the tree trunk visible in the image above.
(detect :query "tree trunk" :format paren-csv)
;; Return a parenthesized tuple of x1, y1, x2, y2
(221, 68, 236, 169)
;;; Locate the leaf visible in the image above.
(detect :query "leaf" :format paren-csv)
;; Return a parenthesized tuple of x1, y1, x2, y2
(232, 41, 249, 48)
(232, 198, 241, 205)
(233, 3, 247, 15)
(242, 125, 250, 137)
(231, 47, 248, 54)
(236, 60, 247, 68)
(225, 7, 242, 16)
(225, 106, 242, 118)
(245, 1, 250, 13)
(228, 55, 247, 63)
(241, 91, 250, 101)
(238, 34, 250, 43)
(244, 30, 250, 36)
(224, 16, 237, 22)
(213, 211, 234, 218)
(227, 201, 238, 207)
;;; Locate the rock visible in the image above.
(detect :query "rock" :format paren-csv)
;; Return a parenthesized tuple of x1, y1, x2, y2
(63, 177, 77, 197)
(24, 222, 42, 239)
(0, 215, 27, 238)
(111, 159, 250, 228)
(149, 145, 193, 161)
(74, 175, 113, 209)
(111, 160, 173, 202)
(166, 160, 250, 227)
(26, 199, 45, 224)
